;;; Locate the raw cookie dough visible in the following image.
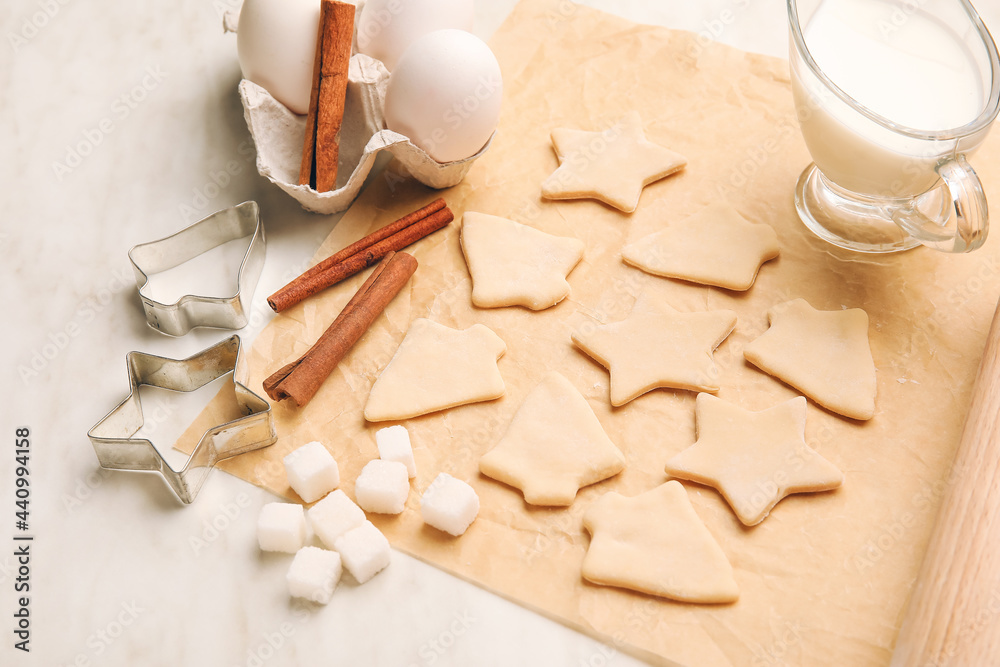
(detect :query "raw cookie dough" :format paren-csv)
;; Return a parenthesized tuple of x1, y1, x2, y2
(572, 295, 737, 406)
(364, 318, 506, 422)
(622, 202, 780, 291)
(744, 299, 877, 420)
(540, 111, 687, 213)
(582, 480, 739, 604)
(479, 371, 626, 506)
(461, 212, 584, 310)
(665, 394, 844, 526)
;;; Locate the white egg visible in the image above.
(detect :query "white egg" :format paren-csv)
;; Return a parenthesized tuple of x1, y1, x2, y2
(357, 0, 474, 71)
(237, 0, 322, 115)
(384, 29, 502, 163)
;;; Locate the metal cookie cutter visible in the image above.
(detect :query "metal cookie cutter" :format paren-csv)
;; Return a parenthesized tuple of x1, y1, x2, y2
(87, 335, 275, 504)
(129, 201, 266, 337)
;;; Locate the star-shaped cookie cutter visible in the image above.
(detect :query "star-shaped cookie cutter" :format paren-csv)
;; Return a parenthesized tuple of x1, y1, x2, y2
(129, 201, 266, 337)
(87, 335, 276, 504)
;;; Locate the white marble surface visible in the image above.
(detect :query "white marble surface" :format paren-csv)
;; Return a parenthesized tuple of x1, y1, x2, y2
(3, 1, 999, 666)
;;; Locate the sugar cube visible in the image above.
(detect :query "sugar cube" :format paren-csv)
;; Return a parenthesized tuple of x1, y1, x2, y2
(420, 473, 479, 537)
(334, 521, 391, 584)
(283, 441, 340, 503)
(257, 502, 308, 553)
(355, 460, 410, 515)
(286, 546, 342, 604)
(308, 489, 366, 549)
(376, 425, 417, 478)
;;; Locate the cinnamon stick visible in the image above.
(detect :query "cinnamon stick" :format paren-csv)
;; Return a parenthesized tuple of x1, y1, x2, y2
(297, 4, 324, 186)
(299, 0, 354, 190)
(298, 198, 447, 283)
(263, 251, 417, 406)
(263, 255, 391, 399)
(267, 198, 453, 312)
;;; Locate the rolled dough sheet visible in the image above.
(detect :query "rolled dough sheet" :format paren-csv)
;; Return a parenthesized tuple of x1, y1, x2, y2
(178, 1, 1000, 664)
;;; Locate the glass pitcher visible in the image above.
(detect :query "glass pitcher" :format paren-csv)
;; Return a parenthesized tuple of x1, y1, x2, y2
(788, 0, 1000, 253)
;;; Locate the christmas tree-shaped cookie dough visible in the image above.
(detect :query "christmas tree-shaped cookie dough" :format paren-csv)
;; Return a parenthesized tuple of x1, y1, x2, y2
(665, 394, 844, 526)
(582, 481, 739, 604)
(622, 203, 779, 291)
(572, 295, 737, 406)
(541, 111, 687, 213)
(479, 372, 626, 506)
(364, 319, 506, 422)
(744, 299, 876, 420)
(461, 212, 584, 310)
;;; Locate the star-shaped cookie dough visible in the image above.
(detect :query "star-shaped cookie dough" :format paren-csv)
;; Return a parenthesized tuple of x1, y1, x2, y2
(665, 394, 843, 526)
(582, 481, 739, 604)
(365, 319, 506, 422)
(622, 203, 780, 291)
(541, 111, 687, 213)
(572, 296, 737, 406)
(744, 299, 876, 420)
(479, 372, 626, 506)
(461, 212, 584, 310)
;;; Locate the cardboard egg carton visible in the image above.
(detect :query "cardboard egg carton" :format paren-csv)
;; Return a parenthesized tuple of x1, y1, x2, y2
(230, 7, 493, 215)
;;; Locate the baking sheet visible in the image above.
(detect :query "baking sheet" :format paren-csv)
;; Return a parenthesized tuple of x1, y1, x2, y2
(178, 1, 1000, 664)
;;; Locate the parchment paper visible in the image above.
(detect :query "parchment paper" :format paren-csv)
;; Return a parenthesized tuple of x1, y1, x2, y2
(180, 1, 1000, 664)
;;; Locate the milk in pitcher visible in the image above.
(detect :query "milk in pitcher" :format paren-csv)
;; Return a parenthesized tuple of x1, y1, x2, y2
(794, 0, 984, 197)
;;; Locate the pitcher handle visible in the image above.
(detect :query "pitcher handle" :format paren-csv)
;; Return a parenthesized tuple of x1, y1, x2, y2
(891, 154, 988, 253)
